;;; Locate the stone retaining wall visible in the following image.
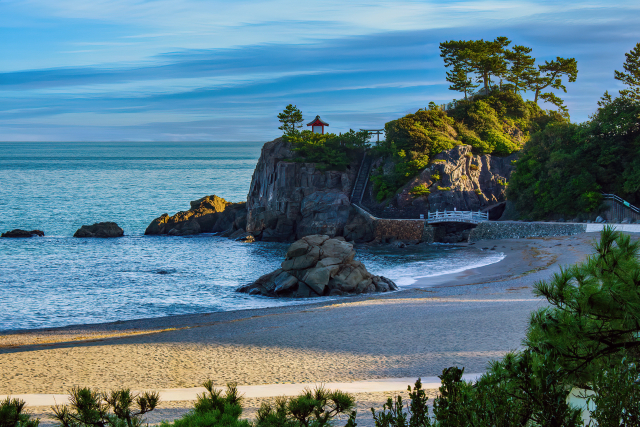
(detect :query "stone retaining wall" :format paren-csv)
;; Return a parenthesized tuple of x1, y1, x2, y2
(469, 221, 587, 242)
(373, 219, 426, 242)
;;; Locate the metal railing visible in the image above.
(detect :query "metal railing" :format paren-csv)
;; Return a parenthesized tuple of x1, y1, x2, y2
(427, 210, 489, 224)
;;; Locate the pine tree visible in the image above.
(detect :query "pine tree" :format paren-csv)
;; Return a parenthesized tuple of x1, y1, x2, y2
(445, 62, 478, 100)
(615, 42, 640, 101)
(504, 45, 536, 94)
(277, 104, 304, 136)
(526, 226, 640, 383)
(524, 57, 578, 107)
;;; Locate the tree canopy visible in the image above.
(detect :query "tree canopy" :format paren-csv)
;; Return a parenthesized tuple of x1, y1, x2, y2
(615, 42, 640, 101)
(440, 38, 578, 113)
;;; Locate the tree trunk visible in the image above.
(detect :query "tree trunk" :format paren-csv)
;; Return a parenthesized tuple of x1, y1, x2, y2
(483, 72, 489, 94)
(534, 88, 540, 104)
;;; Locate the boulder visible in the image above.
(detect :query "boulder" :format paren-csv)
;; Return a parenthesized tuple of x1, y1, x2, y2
(595, 216, 605, 223)
(1, 229, 44, 238)
(145, 195, 247, 236)
(237, 235, 397, 298)
(74, 222, 124, 238)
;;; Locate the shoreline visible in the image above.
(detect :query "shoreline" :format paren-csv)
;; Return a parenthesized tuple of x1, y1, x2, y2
(0, 234, 589, 347)
(0, 232, 606, 425)
(2, 237, 537, 341)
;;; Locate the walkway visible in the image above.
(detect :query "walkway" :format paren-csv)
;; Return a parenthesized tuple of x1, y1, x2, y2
(0, 374, 482, 406)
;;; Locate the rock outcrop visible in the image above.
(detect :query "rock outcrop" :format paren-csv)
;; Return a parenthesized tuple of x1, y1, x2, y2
(145, 195, 247, 236)
(245, 138, 358, 241)
(1, 229, 44, 238)
(237, 235, 398, 297)
(364, 145, 515, 219)
(74, 222, 124, 238)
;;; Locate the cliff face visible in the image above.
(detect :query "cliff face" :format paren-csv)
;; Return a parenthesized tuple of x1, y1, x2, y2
(246, 138, 358, 241)
(365, 145, 516, 219)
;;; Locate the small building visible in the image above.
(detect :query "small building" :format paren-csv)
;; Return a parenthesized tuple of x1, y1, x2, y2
(306, 115, 329, 134)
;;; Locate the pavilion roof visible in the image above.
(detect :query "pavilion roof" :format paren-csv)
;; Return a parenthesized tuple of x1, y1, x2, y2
(306, 115, 329, 126)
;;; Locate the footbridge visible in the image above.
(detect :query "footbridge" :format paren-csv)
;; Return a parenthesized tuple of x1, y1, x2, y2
(427, 210, 488, 224)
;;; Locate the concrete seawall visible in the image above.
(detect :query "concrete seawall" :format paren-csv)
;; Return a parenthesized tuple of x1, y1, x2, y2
(468, 221, 587, 242)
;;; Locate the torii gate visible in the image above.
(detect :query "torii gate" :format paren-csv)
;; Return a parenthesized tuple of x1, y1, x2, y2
(360, 129, 384, 143)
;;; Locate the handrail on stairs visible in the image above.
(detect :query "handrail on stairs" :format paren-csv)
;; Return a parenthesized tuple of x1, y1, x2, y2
(350, 151, 368, 202)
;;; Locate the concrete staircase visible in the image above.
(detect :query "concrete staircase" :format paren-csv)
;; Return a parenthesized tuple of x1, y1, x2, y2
(350, 151, 373, 205)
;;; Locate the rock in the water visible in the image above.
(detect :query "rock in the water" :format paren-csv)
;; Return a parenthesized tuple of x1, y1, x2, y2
(237, 235, 397, 298)
(145, 195, 247, 236)
(73, 222, 124, 238)
(1, 229, 44, 238)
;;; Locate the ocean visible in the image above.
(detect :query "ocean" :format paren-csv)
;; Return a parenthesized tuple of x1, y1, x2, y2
(0, 141, 504, 332)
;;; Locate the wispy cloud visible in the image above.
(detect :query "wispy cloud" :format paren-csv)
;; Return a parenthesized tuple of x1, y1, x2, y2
(1, 1, 639, 141)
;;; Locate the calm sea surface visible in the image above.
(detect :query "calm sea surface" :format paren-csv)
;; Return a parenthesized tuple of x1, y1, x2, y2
(0, 142, 504, 331)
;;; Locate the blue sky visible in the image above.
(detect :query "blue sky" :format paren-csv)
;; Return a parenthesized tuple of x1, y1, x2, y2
(1, 1, 639, 141)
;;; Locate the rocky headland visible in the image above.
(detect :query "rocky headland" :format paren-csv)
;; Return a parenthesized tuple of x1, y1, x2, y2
(237, 234, 397, 297)
(145, 195, 247, 237)
(245, 138, 359, 241)
(364, 144, 515, 220)
(74, 222, 124, 238)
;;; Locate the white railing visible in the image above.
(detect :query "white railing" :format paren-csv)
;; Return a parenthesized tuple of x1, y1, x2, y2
(427, 210, 489, 224)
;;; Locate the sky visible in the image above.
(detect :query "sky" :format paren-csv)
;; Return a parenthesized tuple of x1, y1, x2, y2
(1, 0, 639, 141)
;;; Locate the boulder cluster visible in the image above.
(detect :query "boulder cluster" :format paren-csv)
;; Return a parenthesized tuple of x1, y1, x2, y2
(237, 235, 398, 298)
(74, 222, 124, 238)
(145, 195, 247, 237)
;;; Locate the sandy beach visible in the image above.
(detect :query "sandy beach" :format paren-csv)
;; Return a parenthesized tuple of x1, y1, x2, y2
(0, 232, 606, 424)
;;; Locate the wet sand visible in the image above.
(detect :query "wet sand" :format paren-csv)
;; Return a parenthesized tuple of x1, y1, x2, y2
(0, 233, 604, 424)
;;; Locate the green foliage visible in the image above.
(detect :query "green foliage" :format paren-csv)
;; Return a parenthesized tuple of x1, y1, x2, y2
(0, 398, 39, 427)
(161, 383, 250, 427)
(587, 354, 640, 426)
(371, 379, 431, 427)
(287, 129, 370, 171)
(614, 42, 640, 101)
(256, 386, 356, 427)
(469, 164, 478, 171)
(430, 173, 440, 181)
(278, 104, 304, 136)
(474, 189, 482, 195)
(52, 387, 159, 427)
(410, 184, 430, 198)
(371, 90, 554, 201)
(508, 93, 640, 218)
(436, 186, 451, 191)
(527, 227, 640, 382)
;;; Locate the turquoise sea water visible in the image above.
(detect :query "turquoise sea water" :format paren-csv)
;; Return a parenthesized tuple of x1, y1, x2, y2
(0, 142, 504, 331)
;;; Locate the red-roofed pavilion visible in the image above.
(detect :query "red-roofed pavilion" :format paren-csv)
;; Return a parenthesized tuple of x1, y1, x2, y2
(306, 115, 329, 134)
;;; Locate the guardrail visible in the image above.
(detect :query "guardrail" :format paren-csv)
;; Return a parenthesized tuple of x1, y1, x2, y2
(427, 210, 489, 224)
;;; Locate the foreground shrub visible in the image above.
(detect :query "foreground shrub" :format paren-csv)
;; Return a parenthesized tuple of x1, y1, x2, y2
(162, 382, 250, 427)
(52, 387, 159, 427)
(256, 386, 356, 427)
(372, 378, 431, 427)
(0, 398, 39, 427)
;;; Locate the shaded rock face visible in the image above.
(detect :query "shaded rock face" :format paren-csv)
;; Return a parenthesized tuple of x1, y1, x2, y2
(145, 195, 247, 236)
(245, 138, 358, 242)
(364, 145, 515, 218)
(74, 222, 124, 238)
(1, 229, 44, 238)
(237, 235, 398, 297)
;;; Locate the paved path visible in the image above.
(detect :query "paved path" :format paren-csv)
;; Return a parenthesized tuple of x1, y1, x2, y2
(586, 223, 640, 233)
(0, 374, 481, 406)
